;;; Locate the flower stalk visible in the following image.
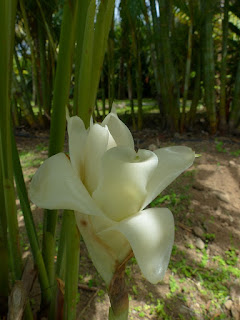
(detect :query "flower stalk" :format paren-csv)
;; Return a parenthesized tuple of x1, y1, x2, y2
(108, 258, 130, 320)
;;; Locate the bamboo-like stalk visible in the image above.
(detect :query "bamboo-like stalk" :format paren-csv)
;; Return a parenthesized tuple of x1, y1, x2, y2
(127, 59, 136, 131)
(219, 0, 229, 132)
(36, 0, 57, 60)
(63, 211, 80, 320)
(201, 0, 216, 134)
(180, 20, 193, 132)
(158, 0, 180, 131)
(42, 0, 79, 291)
(229, 58, 240, 130)
(142, 0, 163, 118)
(188, 53, 201, 127)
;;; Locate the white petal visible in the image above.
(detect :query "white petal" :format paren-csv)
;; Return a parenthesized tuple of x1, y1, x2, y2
(75, 212, 131, 286)
(93, 147, 158, 222)
(29, 153, 103, 216)
(83, 124, 116, 194)
(143, 146, 195, 208)
(67, 116, 87, 178)
(84, 124, 114, 194)
(113, 207, 174, 284)
(102, 111, 134, 149)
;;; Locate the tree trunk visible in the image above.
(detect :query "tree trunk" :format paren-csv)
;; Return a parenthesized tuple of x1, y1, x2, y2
(157, 0, 180, 131)
(180, 20, 193, 132)
(127, 58, 136, 131)
(229, 58, 240, 131)
(219, 0, 229, 132)
(188, 53, 201, 128)
(201, 0, 217, 134)
(149, 0, 169, 127)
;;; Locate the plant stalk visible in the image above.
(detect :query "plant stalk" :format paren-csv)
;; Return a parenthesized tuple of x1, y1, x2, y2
(63, 211, 80, 320)
(42, 0, 79, 290)
(108, 263, 129, 320)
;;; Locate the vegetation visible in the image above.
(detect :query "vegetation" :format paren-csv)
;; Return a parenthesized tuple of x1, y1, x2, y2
(12, 0, 240, 133)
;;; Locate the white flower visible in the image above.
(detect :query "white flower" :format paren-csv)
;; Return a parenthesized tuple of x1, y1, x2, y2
(29, 109, 195, 285)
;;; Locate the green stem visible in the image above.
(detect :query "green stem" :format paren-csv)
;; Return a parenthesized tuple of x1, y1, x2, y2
(75, 0, 115, 124)
(49, 211, 68, 320)
(63, 211, 80, 320)
(0, 0, 22, 282)
(11, 130, 51, 306)
(75, 0, 96, 122)
(42, 0, 79, 289)
(73, 0, 92, 116)
(88, 0, 115, 121)
(0, 155, 8, 317)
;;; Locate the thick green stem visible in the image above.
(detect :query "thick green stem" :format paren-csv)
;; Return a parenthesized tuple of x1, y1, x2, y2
(0, 0, 22, 282)
(49, 211, 68, 320)
(63, 211, 80, 320)
(73, 0, 92, 116)
(0, 156, 8, 317)
(42, 0, 79, 289)
(75, 0, 96, 122)
(107, 17, 115, 112)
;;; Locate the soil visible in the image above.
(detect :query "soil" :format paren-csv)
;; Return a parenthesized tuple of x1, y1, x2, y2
(16, 128, 240, 320)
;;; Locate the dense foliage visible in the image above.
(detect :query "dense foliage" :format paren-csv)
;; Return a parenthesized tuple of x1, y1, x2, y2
(13, 0, 240, 134)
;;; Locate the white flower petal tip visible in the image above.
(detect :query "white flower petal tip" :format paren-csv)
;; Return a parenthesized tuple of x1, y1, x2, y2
(29, 153, 103, 216)
(101, 110, 134, 149)
(114, 208, 174, 284)
(143, 146, 195, 208)
(110, 104, 117, 114)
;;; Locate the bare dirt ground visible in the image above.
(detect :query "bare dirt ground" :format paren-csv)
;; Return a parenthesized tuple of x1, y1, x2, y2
(16, 128, 240, 320)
